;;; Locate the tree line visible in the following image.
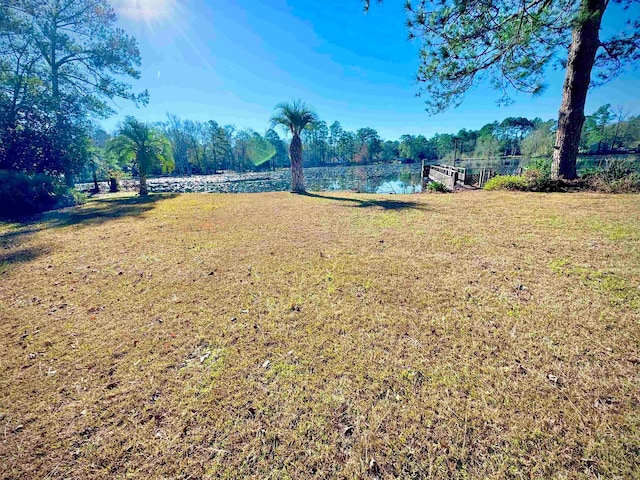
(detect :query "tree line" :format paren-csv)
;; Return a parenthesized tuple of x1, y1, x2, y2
(79, 104, 639, 186)
(147, 105, 640, 172)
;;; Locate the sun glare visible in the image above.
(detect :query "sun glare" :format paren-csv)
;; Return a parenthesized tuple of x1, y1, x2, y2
(113, 0, 177, 24)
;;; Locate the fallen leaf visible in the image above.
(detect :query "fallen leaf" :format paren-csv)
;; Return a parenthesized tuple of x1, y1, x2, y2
(368, 458, 381, 475)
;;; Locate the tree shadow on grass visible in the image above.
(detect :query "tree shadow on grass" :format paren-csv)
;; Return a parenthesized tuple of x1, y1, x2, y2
(0, 245, 51, 274)
(0, 194, 177, 272)
(298, 191, 429, 211)
(41, 194, 178, 229)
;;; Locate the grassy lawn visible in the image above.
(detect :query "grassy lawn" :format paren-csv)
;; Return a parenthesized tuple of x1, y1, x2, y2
(1, 191, 639, 479)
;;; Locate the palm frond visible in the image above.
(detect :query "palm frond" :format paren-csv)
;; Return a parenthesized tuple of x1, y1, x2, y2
(108, 116, 174, 175)
(271, 99, 318, 136)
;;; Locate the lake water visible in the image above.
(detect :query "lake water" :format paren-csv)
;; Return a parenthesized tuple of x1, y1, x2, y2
(78, 155, 639, 195)
(80, 163, 425, 195)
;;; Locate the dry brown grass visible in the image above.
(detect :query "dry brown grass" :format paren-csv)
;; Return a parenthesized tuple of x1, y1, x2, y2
(0, 190, 639, 479)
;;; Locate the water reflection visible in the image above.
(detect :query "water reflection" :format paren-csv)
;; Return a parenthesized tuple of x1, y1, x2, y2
(305, 164, 422, 194)
(78, 163, 424, 194)
(376, 180, 421, 194)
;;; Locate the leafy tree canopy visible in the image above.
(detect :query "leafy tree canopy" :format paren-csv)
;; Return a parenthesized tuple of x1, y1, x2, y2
(366, 0, 639, 113)
(107, 116, 174, 175)
(2, 0, 148, 117)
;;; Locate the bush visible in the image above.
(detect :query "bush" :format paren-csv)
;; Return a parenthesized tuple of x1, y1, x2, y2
(520, 157, 554, 191)
(525, 157, 552, 178)
(523, 169, 554, 191)
(426, 181, 449, 193)
(581, 159, 640, 193)
(483, 175, 529, 191)
(484, 159, 640, 193)
(589, 174, 640, 193)
(0, 170, 86, 219)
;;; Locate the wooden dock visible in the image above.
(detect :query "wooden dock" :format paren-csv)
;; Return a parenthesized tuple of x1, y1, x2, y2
(422, 162, 496, 190)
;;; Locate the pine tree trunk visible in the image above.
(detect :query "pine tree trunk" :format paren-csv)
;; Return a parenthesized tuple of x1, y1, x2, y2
(290, 134, 305, 193)
(551, 0, 606, 180)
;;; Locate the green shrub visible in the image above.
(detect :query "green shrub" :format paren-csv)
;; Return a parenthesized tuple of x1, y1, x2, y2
(589, 172, 640, 193)
(426, 181, 449, 193)
(483, 175, 529, 191)
(523, 157, 553, 190)
(484, 159, 639, 193)
(0, 170, 85, 219)
(523, 169, 555, 191)
(584, 159, 640, 193)
(525, 157, 552, 178)
(580, 165, 603, 177)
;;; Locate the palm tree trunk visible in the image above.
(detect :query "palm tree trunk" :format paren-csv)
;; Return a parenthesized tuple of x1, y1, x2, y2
(63, 164, 75, 188)
(109, 173, 119, 193)
(139, 170, 149, 196)
(551, 0, 606, 180)
(92, 166, 100, 193)
(290, 134, 305, 193)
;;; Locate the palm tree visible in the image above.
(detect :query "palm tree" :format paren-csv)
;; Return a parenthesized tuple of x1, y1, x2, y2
(107, 116, 174, 196)
(271, 100, 318, 193)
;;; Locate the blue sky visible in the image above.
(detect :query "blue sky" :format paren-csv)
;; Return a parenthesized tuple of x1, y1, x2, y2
(103, 0, 640, 139)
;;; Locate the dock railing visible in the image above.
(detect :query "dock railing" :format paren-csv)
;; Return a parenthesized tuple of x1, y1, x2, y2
(422, 163, 467, 189)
